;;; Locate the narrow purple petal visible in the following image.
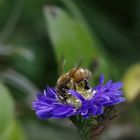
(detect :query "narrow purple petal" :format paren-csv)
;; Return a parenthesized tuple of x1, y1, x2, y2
(53, 107, 76, 118)
(53, 105, 74, 116)
(109, 82, 123, 90)
(95, 106, 104, 115)
(36, 108, 53, 119)
(99, 73, 104, 84)
(102, 80, 112, 91)
(68, 89, 86, 102)
(44, 87, 57, 99)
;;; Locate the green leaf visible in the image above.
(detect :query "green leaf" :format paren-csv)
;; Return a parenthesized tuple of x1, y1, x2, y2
(1, 120, 26, 140)
(0, 83, 14, 134)
(0, 69, 39, 105)
(123, 63, 140, 101)
(44, 6, 100, 71)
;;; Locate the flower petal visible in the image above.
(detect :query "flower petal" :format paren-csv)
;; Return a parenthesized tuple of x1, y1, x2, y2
(44, 87, 57, 99)
(52, 105, 75, 117)
(99, 74, 104, 84)
(109, 82, 123, 90)
(68, 89, 86, 102)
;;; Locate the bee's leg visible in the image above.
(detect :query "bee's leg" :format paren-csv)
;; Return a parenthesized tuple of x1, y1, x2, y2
(57, 86, 69, 103)
(73, 83, 76, 90)
(84, 79, 90, 90)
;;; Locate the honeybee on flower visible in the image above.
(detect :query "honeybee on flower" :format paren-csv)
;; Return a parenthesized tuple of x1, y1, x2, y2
(32, 67, 125, 119)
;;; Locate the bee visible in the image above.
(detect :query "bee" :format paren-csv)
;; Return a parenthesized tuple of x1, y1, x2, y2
(56, 67, 91, 103)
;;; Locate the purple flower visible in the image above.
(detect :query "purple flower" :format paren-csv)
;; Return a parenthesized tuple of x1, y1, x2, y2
(32, 74, 125, 119)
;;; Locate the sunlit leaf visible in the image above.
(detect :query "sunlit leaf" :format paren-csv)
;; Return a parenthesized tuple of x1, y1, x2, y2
(44, 6, 101, 71)
(123, 63, 140, 101)
(0, 83, 14, 134)
(1, 120, 26, 140)
(44, 6, 112, 80)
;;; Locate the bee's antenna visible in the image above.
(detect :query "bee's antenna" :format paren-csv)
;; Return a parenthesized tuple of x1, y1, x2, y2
(58, 55, 67, 75)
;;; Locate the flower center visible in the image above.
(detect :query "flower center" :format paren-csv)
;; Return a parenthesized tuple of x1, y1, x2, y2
(65, 79, 95, 108)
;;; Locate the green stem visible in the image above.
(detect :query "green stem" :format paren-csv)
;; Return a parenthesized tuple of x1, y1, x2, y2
(70, 116, 92, 140)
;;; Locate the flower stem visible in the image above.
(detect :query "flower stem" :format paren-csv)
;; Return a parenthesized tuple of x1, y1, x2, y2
(70, 116, 94, 140)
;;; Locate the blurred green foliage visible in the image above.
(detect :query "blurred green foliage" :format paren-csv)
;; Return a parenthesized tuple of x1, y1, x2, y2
(1, 121, 26, 140)
(0, 83, 14, 135)
(0, 0, 140, 140)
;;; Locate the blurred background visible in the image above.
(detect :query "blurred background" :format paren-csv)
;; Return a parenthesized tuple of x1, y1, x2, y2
(0, 0, 140, 140)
